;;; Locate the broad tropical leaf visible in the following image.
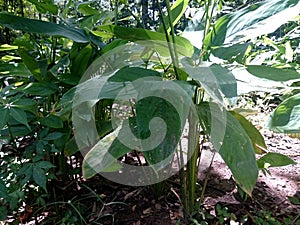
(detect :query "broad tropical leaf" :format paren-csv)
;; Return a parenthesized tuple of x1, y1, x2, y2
(184, 63, 237, 105)
(246, 65, 300, 82)
(0, 12, 89, 43)
(203, 0, 300, 48)
(92, 25, 193, 57)
(266, 93, 300, 133)
(82, 125, 131, 178)
(197, 102, 258, 195)
(230, 111, 267, 154)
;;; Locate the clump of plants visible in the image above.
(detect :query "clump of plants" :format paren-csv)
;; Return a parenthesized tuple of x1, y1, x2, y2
(0, 0, 299, 223)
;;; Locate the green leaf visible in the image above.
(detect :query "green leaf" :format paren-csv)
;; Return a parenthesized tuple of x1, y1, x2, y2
(0, 63, 32, 77)
(92, 25, 193, 57)
(0, 180, 8, 199)
(266, 93, 300, 133)
(44, 132, 64, 141)
(197, 102, 258, 195)
(19, 164, 33, 186)
(70, 44, 93, 78)
(81, 79, 193, 179)
(9, 107, 30, 129)
(157, 0, 189, 34)
(77, 2, 98, 16)
(184, 63, 237, 104)
(82, 126, 130, 179)
(64, 137, 79, 156)
(32, 166, 47, 192)
(0, 12, 89, 43)
(18, 49, 47, 81)
(246, 66, 300, 82)
(13, 98, 37, 114)
(134, 96, 181, 168)
(204, 0, 300, 47)
(0, 44, 18, 51)
(27, 0, 58, 14)
(1, 125, 31, 138)
(35, 161, 55, 170)
(22, 82, 58, 96)
(230, 111, 267, 154)
(212, 43, 250, 61)
(203, 15, 230, 50)
(0, 107, 9, 130)
(108, 67, 161, 82)
(0, 206, 8, 221)
(287, 196, 300, 205)
(257, 152, 296, 168)
(39, 115, 63, 128)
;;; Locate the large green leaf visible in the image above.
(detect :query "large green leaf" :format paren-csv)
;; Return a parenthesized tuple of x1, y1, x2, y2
(212, 43, 250, 62)
(230, 110, 267, 154)
(184, 63, 237, 105)
(157, 0, 189, 34)
(82, 125, 131, 179)
(108, 67, 161, 82)
(92, 25, 193, 57)
(266, 93, 300, 133)
(73, 68, 162, 149)
(257, 152, 296, 168)
(246, 65, 300, 82)
(204, 0, 300, 48)
(0, 12, 89, 43)
(197, 102, 258, 195)
(135, 96, 181, 168)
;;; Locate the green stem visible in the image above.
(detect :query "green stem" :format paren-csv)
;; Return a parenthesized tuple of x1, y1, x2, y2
(157, 0, 180, 80)
(165, 0, 180, 71)
(186, 109, 200, 215)
(114, 0, 118, 25)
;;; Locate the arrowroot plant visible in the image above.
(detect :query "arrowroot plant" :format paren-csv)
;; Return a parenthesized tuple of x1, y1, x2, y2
(0, 0, 299, 223)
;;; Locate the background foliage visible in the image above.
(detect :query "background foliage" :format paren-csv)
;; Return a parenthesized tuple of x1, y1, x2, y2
(0, 0, 299, 223)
